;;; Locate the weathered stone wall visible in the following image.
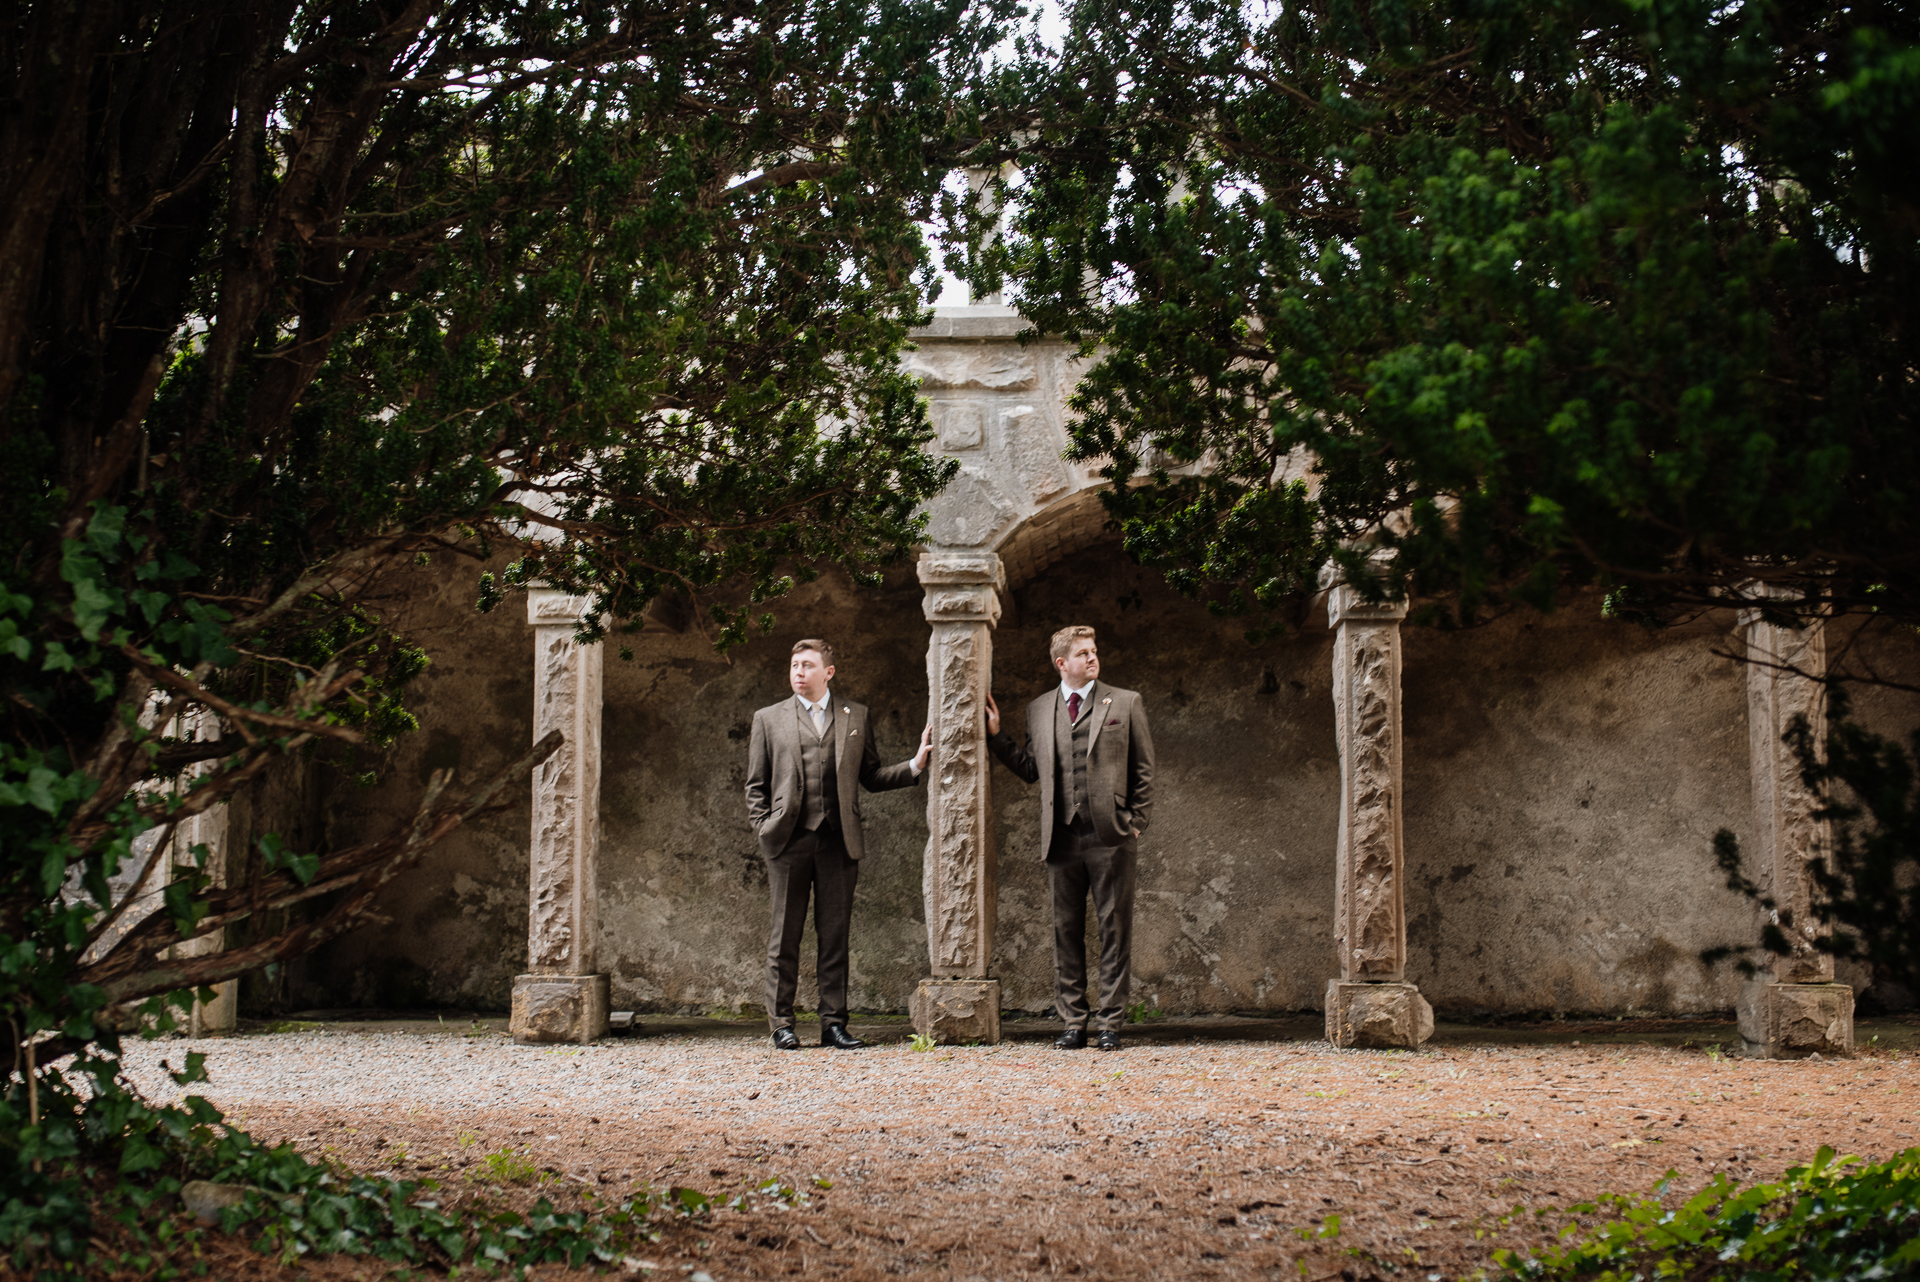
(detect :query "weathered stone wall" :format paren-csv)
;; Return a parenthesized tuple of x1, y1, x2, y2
(1399, 607, 1757, 1015)
(280, 537, 1919, 1019)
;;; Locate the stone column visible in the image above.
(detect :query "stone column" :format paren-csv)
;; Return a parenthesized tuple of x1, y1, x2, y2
(173, 792, 237, 1037)
(1736, 606, 1852, 1058)
(510, 589, 610, 1045)
(909, 552, 1005, 1044)
(1324, 586, 1434, 1049)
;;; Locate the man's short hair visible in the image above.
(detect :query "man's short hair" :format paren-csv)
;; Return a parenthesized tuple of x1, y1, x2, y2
(791, 638, 834, 665)
(1048, 625, 1096, 666)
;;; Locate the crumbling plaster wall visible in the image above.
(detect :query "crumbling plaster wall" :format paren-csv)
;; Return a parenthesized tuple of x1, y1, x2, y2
(1397, 607, 1759, 1016)
(286, 537, 1917, 1019)
(286, 558, 541, 1011)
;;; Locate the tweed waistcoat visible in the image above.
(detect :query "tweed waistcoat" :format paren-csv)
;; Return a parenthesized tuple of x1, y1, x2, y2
(794, 699, 840, 832)
(1052, 691, 1092, 825)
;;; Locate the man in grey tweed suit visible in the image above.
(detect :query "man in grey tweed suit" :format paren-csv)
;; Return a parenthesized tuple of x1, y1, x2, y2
(987, 625, 1156, 1052)
(745, 639, 930, 1051)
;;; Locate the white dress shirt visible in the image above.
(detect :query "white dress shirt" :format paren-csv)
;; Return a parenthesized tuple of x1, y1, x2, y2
(796, 691, 832, 735)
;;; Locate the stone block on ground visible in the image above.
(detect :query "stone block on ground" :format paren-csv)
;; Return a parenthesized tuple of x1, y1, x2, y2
(910, 978, 1002, 1045)
(511, 973, 610, 1045)
(1326, 980, 1434, 1049)
(1738, 981, 1853, 1058)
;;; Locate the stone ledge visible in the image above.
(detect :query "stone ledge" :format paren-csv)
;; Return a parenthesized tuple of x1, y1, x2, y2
(910, 978, 1002, 1045)
(1327, 584, 1411, 626)
(511, 973, 610, 1045)
(1326, 980, 1433, 1049)
(1738, 981, 1853, 1059)
(917, 552, 1007, 588)
(526, 588, 596, 626)
(909, 306, 1030, 339)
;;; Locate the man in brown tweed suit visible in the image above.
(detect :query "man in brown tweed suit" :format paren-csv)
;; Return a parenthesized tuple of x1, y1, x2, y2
(746, 639, 930, 1051)
(986, 625, 1156, 1051)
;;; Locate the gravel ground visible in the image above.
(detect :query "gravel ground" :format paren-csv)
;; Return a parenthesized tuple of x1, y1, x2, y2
(116, 1014, 1920, 1281)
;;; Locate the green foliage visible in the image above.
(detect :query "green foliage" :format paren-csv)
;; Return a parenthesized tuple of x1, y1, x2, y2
(994, 0, 1919, 633)
(909, 1032, 938, 1052)
(1296, 1213, 1342, 1241)
(1496, 1147, 1920, 1281)
(0, 1046, 718, 1275)
(477, 1147, 545, 1187)
(0, 0, 1016, 1271)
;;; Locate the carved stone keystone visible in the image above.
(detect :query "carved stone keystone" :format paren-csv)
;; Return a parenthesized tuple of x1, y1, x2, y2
(910, 978, 1002, 1045)
(914, 553, 1005, 1043)
(1326, 980, 1434, 1050)
(1326, 586, 1429, 1048)
(1738, 602, 1851, 1057)
(512, 589, 609, 1045)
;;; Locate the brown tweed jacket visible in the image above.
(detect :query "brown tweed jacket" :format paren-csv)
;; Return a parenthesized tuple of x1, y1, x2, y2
(988, 680, 1155, 849)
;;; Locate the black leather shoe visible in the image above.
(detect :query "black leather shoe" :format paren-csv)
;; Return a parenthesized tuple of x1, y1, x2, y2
(772, 1028, 801, 1050)
(1096, 1030, 1122, 1052)
(1053, 1027, 1088, 1050)
(822, 1023, 866, 1050)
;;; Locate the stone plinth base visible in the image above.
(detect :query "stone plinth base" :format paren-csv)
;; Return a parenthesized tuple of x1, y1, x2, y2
(511, 973, 610, 1045)
(1738, 981, 1853, 1059)
(1327, 980, 1434, 1049)
(910, 979, 1002, 1045)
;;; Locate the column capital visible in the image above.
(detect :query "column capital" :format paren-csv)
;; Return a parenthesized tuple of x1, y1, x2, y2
(1327, 584, 1409, 627)
(1732, 580, 1823, 631)
(917, 551, 1006, 588)
(527, 587, 596, 626)
(918, 552, 1005, 626)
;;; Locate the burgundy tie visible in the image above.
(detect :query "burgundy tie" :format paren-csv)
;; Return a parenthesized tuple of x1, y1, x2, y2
(1067, 691, 1082, 723)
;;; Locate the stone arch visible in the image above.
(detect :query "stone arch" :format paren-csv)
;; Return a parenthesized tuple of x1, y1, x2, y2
(991, 485, 1119, 592)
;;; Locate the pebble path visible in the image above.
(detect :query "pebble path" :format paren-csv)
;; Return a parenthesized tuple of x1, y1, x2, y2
(116, 1017, 1920, 1280)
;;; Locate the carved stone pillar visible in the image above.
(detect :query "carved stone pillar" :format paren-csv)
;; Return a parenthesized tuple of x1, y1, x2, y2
(909, 552, 1005, 1044)
(1737, 606, 1852, 1058)
(1324, 587, 1433, 1049)
(173, 793, 237, 1037)
(511, 589, 610, 1045)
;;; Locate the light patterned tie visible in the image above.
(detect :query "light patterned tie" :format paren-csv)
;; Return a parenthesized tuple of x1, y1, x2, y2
(810, 704, 826, 737)
(1067, 691, 1082, 723)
